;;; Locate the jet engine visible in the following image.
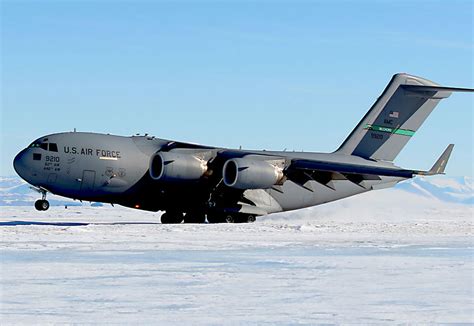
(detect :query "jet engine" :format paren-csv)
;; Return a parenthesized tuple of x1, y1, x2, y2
(149, 152, 208, 182)
(223, 158, 284, 189)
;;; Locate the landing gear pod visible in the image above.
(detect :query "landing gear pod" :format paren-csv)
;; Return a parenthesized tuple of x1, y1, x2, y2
(149, 152, 208, 182)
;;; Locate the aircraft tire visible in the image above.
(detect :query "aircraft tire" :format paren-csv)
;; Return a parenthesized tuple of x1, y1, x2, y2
(247, 215, 256, 223)
(41, 200, 50, 211)
(207, 214, 254, 224)
(35, 199, 49, 211)
(232, 214, 256, 223)
(161, 212, 183, 224)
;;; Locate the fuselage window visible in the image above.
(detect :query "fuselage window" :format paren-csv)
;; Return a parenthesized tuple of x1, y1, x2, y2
(33, 153, 42, 161)
(49, 143, 58, 152)
(40, 143, 48, 150)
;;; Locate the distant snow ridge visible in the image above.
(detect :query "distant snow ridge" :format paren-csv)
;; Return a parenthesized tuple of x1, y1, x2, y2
(397, 176, 473, 205)
(0, 176, 79, 206)
(0, 175, 472, 206)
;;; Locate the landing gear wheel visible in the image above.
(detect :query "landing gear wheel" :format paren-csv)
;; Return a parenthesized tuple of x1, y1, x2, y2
(207, 213, 256, 224)
(184, 212, 206, 224)
(35, 199, 50, 211)
(231, 214, 257, 223)
(161, 211, 184, 224)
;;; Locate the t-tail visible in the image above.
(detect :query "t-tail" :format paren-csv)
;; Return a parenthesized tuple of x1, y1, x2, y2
(336, 73, 473, 174)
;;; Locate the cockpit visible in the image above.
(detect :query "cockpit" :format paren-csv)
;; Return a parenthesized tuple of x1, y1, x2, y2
(28, 139, 58, 152)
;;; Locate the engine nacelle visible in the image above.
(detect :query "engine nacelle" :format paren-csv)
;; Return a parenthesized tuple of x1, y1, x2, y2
(223, 158, 284, 189)
(149, 152, 207, 182)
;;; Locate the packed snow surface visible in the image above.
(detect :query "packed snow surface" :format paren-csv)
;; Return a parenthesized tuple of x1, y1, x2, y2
(1, 187, 473, 323)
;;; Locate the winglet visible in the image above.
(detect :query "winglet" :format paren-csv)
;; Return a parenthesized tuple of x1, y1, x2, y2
(416, 144, 454, 176)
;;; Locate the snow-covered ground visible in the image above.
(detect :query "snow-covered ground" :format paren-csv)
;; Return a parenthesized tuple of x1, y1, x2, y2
(1, 184, 473, 324)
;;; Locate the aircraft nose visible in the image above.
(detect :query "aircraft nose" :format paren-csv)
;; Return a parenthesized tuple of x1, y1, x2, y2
(13, 149, 29, 179)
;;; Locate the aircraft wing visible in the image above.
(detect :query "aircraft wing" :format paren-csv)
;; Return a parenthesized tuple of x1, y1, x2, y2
(288, 159, 414, 178)
(154, 133, 454, 193)
(284, 144, 454, 190)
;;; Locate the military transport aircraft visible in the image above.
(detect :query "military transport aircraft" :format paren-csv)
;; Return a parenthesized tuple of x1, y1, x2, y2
(13, 73, 473, 223)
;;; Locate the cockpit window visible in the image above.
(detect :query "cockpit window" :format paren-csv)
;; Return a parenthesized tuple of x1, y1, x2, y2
(49, 143, 58, 152)
(29, 141, 58, 152)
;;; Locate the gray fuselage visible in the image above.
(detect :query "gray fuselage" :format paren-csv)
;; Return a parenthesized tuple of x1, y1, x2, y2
(13, 131, 403, 216)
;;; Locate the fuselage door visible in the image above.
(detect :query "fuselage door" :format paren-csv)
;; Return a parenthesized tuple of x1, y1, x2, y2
(81, 170, 96, 193)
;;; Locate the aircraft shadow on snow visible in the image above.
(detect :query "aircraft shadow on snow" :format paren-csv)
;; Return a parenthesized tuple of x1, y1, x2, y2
(0, 221, 161, 226)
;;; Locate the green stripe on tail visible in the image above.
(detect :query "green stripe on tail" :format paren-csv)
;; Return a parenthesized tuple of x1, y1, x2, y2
(364, 124, 415, 137)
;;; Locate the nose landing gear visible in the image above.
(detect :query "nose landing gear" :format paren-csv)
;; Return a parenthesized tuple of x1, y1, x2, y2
(35, 199, 50, 211)
(34, 189, 50, 211)
(161, 211, 184, 224)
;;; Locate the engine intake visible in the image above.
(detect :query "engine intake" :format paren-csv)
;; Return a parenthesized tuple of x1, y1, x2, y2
(223, 158, 284, 189)
(149, 152, 207, 182)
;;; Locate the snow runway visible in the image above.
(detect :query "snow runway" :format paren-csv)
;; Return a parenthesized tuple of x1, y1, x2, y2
(1, 205, 473, 324)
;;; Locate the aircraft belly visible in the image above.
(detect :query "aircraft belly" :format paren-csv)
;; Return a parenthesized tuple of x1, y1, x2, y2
(242, 189, 283, 214)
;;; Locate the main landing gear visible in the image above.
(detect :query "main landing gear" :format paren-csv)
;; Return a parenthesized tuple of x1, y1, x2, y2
(160, 211, 257, 224)
(34, 189, 49, 211)
(160, 211, 206, 224)
(207, 214, 256, 224)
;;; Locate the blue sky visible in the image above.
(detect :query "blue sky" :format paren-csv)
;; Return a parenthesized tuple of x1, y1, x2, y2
(1, 1, 473, 176)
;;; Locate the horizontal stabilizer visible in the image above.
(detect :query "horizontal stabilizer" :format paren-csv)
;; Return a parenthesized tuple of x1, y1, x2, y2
(402, 85, 474, 93)
(415, 144, 454, 176)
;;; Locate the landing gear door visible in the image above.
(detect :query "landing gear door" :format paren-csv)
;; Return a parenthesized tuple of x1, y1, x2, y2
(81, 170, 96, 193)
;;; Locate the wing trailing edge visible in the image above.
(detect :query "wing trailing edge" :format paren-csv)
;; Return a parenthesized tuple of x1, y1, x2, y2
(287, 144, 455, 187)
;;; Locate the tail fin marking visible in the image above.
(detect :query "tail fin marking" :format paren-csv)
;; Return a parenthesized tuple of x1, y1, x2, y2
(336, 73, 472, 162)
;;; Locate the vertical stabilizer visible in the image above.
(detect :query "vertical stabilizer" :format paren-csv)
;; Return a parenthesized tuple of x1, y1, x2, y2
(336, 73, 456, 161)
